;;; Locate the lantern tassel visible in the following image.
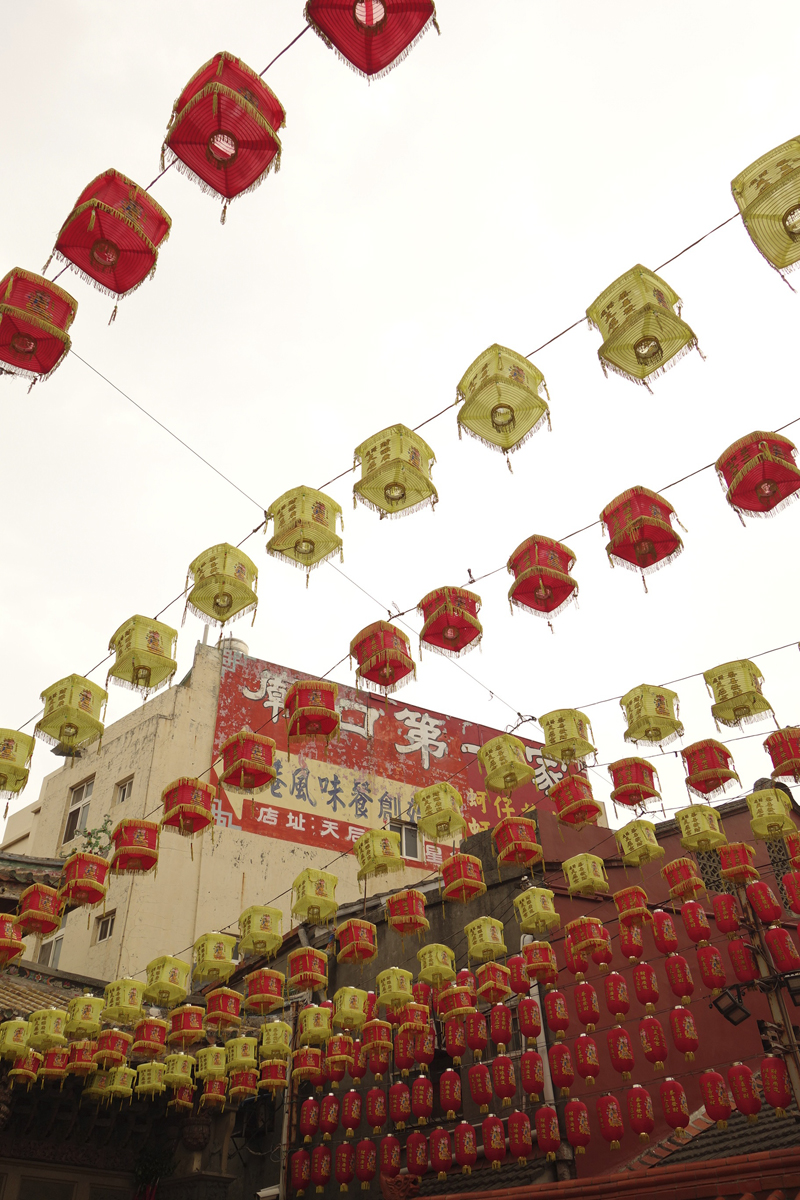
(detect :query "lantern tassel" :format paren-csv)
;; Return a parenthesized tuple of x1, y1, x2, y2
(221, 203, 228, 226)
(505, 453, 513, 474)
(641, 572, 648, 594)
(108, 305, 118, 325)
(41, 252, 54, 275)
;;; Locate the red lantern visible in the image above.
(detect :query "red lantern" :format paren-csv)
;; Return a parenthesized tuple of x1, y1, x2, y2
(406, 1131, 428, 1178)
(574, 982, 600, 1031)
(619, 922, 645, 963)
(67, 1040, 96, 1077)
(669, 1006, 699, 1062)
(665, 954, 695, 1004)
(337, 921, 377, 968)
(348, 1042, 366, 1083)
(490, 1004, 513, 1053)
(0, 915, 23, 969)
(507, 534, 578, 620)
(311, 1145, 332, 1194)
(544, 990, 570, 1041)
(522, 941, 558, 989)
(482, 1114, 506, 1171)
(441, 852, 487, 905)
(354, 1139, 376, 1192)
(491, 1055, 516, 1108)
(454, 1121, 477, 1175)
(385, 889, 428, 938)
(132, 1017, 167, 1059)
(418, 585, 482, 655)
(597, 1094, 624, 1150)
(551, 773, 602, 828)
(444, 1017, 466, 1065)
(260, 1059, 288, 1095)
(661, 856, 704, 900)
(492, 817, 543, 869)
(566, 915, 607, 956)
(429, 1127, 452, 1181)
(0, 268, 77, 383)
(681, 900, 711, 945)
(766, 925, 800, 973)
(535, 1106, 560, 1161)
(288, 948, 328, 993)
(761, 1055, 791, 1117)
(517, 996, 541, 1040)
(109, 818, 159, 876)
(413, 1023, 435, 1073)
(94, 1028, 133, 1068)
(564, 934, 588, 980)
(350, 622, 415, 696)
(365, 1086, 386, 1135)
(319, 1093, 340, 1141)
(411, 1074, 433, 1126)
(507, 955, 530, 996)
(638, 1016, 668, 1071)
(574, 1034, 600, 1085)
(167, 1005, 204, 1050)
(565, 1099, 591, 1155)
(285, 680, 340, 745)
(508, 1109, 532, 1165)
(712, 893, 741, 937)
(700, 1069, 731, 1128)
(592, 927, 614, 973)
(660, 1078, 690, 1136)
(607, 1025, 635, 1081)
(160, 778, 215, 837)
(468, 1063, 493, 1113)
(305, 0, 439, 81)
(727, 937, 759, 983)
(220, 730, 277, 794)
(246, 969, 284, 1015)
(362, 1019, 392, 1080)
(205, 988, 242, 1032)
(388, 1081, 410, 1129)
(520, 1050, 544, 1099)
(365, 993, 377, 1022)
(604, 973, 630, 1021)
(456, 969, 477, 1004)
(379, 1136, 400, 1179)
(341, 1089, 362, 1139)
(719, 842, 759, 884)
(439, 1068, 461, 1119)
(58, 853, 109, 909)
(627, 1084, 655, 1142)
(765, 728, 800, 783)
(651, 909, 679, 955)
(393, 1026, 414, 1077)
(696, 944, 727, 996)
(728, 1062, 761, 1122)
(608, 757, 661, 807)
(412, 981, 431, 1009)
(300, 1097, 320, 1143)
(326, 1034, 353, 1089)
(548, 1043, 574, 1097)
(782, 871, 800, 915)
(39, 1046, 69, 1086)
(335, 1141, 355, 1192)
(681, 738, 740, 797)
(601, 486, 682, 576)
(465, 1011, 487, 1061)
(614, 885, 650, 927)
(632, 963, 659, 1014)
(294, 1048, 324, 1092)
(475, 962, 512, 1005)
(291, 1149, 311, 1196)
(17, 885, 61, 938)
(746, 881, 782, 924)
(716, 430, 800, 517)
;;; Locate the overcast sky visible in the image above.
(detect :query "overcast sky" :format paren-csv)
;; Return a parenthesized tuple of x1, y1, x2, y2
(3, 1, 799, 834)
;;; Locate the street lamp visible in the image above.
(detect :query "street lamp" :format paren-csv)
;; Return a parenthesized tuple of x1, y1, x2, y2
(711, 986, 751, 1026)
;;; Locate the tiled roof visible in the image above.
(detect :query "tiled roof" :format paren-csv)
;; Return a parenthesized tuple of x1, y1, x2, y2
(0, 850, 65, 889)
(418, 1156, 552, 1195)
(650, 1101, 800, 1167)
(0, 974, 78, 1017)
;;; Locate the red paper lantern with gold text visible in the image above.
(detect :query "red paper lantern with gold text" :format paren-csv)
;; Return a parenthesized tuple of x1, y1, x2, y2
(712, 894, 740, 937)
(110, 819, 159, 875)
(311, 1144, 332, 1193)
(549, 1043, 574, 1097)
(574, 1034, 600, 1085)
(468, 1063, 492, 1113)
(388, 1081, 410, 1129)
(608, 757, 661, 807)
(300, 1097, 320, 1143)
(761, 1055, 791, 1117)
(507, 955, 529, 995)
(385, 889, 428, 938)
(475, 962, 511, 1005)
(520, 1049, 544, 1099)
(782, 871, 800, 914)
(354, 1139, 376, 1191)
(544, 990, 570, 1041)
(661, 857, 704, 900)
(444, 1017, 466, 1065)
(379, 1135, 400, 1179)
(482, 1114, 506, 1171)
(522, 941, 558, 989)
(633, 963, 659, 1014)
(535, 1106, 560, 1161)
(639, 1016, 668, 1070)
(414, 1023, 435, 1073)
(766, 925, 800, 973)
(592, 927, 614, 973)
(291, 1149, 311, 1197)
(551, 773, 602, 828)
(456, 968, 477, 1004)
(565, 1099, 591, 1155)
(393, 1026, 414, 1077)
(418, 586, 482, 657)
(619, 922, 645, 962)
(607, 1026, 635, 1081)
(601, 487, 683, 578)
(411, 1073, 433, 1126)
(285, 680, 339, 746)
(564, 934, 588, 979)
(765, 728, 800, 783)
(681, 900, 711, 945)
(660, 1078, 690, 1136)
(342, 1089, 362, 1138)
(365, 1086, 386, 1135)
(700, 1070, 731, 1128)
(746, 881, 782, 924)
(651, 909, 679, 955)
(627, 1084, 655, 1142)
(305, 1, 440, 81)
(515, 996, 539, 1042)
(406, 1131, 428, 1178)
(716, 431, 800, 518)
(604, 973, 630, 1021)
(334, 1142, 355, 1192)
(728, 1062, 761, 1122)
(454, 1121, 477, 1175)
(728, 937, 759, 983)
(507, 535, 577, 620)
(17, 885, 61, 938)
(58, 854, 109, 910)
(160, 779, 215, 838)
(669, 1006, 699, 1061)
(220, 732, 276, 795)
(508, 1109, 532, 1165)
(490, 1003, 513, 1053)
(614, 884, 650, 927)
(465, 1011, 487, 1061)
(348, 1041, 366, 1082)
(575, 982, 600, 1031)
(681, 739, 740, 798)
(697, 944, 727, 996)
(597, 1094, 625, 1150)
(429, 1128, 452, 1181)
(665, 955, 695, 1005)
(0, 268, 77, 383)
(439, 1068, 461, 1120)
(351, 622, 415, 697)
(491, 1055, 516, 1108)
(720, 842, 759, 884)
(319, 1092, 340, 1140)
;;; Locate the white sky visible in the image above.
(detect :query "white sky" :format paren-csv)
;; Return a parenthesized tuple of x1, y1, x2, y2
(3, 1, 800, 835)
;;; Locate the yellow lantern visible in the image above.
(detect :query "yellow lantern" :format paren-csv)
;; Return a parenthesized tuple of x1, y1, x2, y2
(107, 1065, 137, 1102)
(731, 137, 800, 276)
(299, 1006, 333, 1046)
(136, 1061, 166, 1099)
(238, 905, 283, 959)
(413, 782, 466, 841)
(193, 932, 237, 985)
(586, 264, 700, 386)
(82, 1070, 111, 1103)
(615, 819, 665, 867)
(0, 1019, 28, 1060)
(747, 789, 796, 840)
(513, 887, 561, 935)
(196, 1045, 227, 1080)
(465, 917, 507, 963)
(226, 1037, 258, 1073)
(260, 1020, 293, 1060)
(620, 684, 683, 747)
(35, 674, 106, 754)
(416, 944, 456, 985)
(675, 806, 727, 851)
(332, 988, 369, 1031)
(143, 956, 191, 1007)
(563, 853, 609, 897)
(703, 660, 773, 729)
(0, 729, 35, 799)
(106, 615, 178, 695)
(539, 709, 596, 766)
(26, 1008, 67, 1052)
(353, 424, 437, 518)
(185, 542, 258, 627)
(353, 828, 404, 881)
(65, 993, 105, 1039)
(102, 979, 144, 1027)
(476, 734, 534, 793)
(456, 342, 550, 455)
(376, 967, 413, 1009)
(164, 1052, 196, 1088)
(266, 485, 344, 574)
(292, 869, 338, 925)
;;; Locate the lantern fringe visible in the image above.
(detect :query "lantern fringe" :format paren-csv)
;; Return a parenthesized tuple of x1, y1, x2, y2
(626, 726, 683, 749)
(606, 539, 683, 577)
(685, 769, 740, 800)
(509, 573, 579, 621)
(266, 543, 343, 572)
(419, 635, 480, 661)
(598, 337, 701, 387)
(160, 139, 281, 216)
(353, 489, 437, 520)
(711, 703, 775, 730)
(184, 598, 258, 630)
(0, 307, 71, 383)
(105, 668, 177, 698)
(303, 7, 440, 82)
(728, 488, 800, 521)
(456, 404, 550, 455)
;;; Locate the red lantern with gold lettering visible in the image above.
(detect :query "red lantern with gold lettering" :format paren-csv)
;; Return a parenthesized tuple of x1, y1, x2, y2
(430, 1128, 452, 1181)
(574, 1034, 600, 1085)
(660, 1078, 690, 1136)
(669, 1006, 699, 1062)
(700, 1069, 731, 1128)
(565, 1099, 591, 1155)
(388, 1081, 410, 1129)
(592, 927, 614, 973)
(766, 925, 800, 973)
(597, 1094, 624, 1150)
(508, 1109, 532, 1165)
(665, 954, 694, 1005)
(564, 934, 588, 980)
(604, 972, 630, 1021)
(697, 944, 727, 996)
(319, 1093, 340, 1141)
(411, 1074, 433, 1126)
(300, 1097, 320, 1143)
(608, 757, 661, 807)
(728, 1062, 761, 1122)
(507, 955, 529, 995)
(765, 728, 800, 783)
(456, 969, 477, 1005)
(661, 856, 704, 901)
(286, 680, 340, 746)
(627, 1085, 655, 1142)
(385, 889, 428, 938)
(574, 981, 600, 1031)
(465, 1011, 487, 1061)
(490, 1004, 513, 1053)
(681, 900, 711, 945)
(439, 1068, 461, 1120)
(607, 1025, 635, 1081)
(517, 996, 541, 1040)
(413, 1023, 435, 1074)
(614, 885, 650, 927)
(342, 1089, 362, 1139)
(0, 268, 77, 383)
(482, 1115, 506, 1171)
(354, 1139, 376, 1192)
(454, 1122, 477, 1175)
(551, 773, 602, 828)
(292, 1148, 311, 1196)
(548, 1043, 574, 1097)
(761, 1055, 791, 1117)
(720, 842, 759, 884)
(522, 941, 558, 989)
(782, 871, 800, 915)
(379, 1135, 400, 1179)
(491, 1055, 516, 1107)
(17, 884, 62, 938)
(365, 1086, 386, 1135)
(348, 1041, 366, 1083)
(311, 1144, 331, 1194)
(728, 937, 759, 983)
(681, 739, 739, 797)
(651, 909, 679, 955)
(639, 1016, 668, 1071)
(619, 921, 645, 963)
(335, 1142, 355, 1193)
(393, 1026, 414, 1077)
(544, 990, 570, 1041)
(535, 1106, 560, 1161)
(406, 1131, 428, 1178)
(468, 1063, 492, 1113)
(712, 894, 740, 937)
(520, 1050, 544, 1099)
(632, 963, 658, 1014)
(746, 881, 782, 924)
(444, 1017, 466, 1065)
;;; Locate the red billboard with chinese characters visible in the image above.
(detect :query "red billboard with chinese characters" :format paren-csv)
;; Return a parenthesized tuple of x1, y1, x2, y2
(210, 645, 565, 868)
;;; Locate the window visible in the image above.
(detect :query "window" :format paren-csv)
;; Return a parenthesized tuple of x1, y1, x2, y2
(37, 935, 63, 970)
(95, 912, 115, 943)
(695, 848, 733, 895)
(63, 778, 93, 843)
(390, 822, 420, 861)
(767, 838, 792, 912)
(116, 777, 134, 804)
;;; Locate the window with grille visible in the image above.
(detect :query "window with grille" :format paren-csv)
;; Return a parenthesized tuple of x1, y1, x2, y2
(766, 838, 792, 911)
(116, 777, 134, 804)
(63, 778, 93, 844)
(694, 849, 733, 895)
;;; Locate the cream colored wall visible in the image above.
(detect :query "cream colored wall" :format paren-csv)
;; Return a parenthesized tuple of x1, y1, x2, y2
(0, 800, 39, 854)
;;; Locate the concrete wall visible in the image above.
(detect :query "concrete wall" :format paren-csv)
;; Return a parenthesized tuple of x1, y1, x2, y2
(0, 801, 39, 855)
